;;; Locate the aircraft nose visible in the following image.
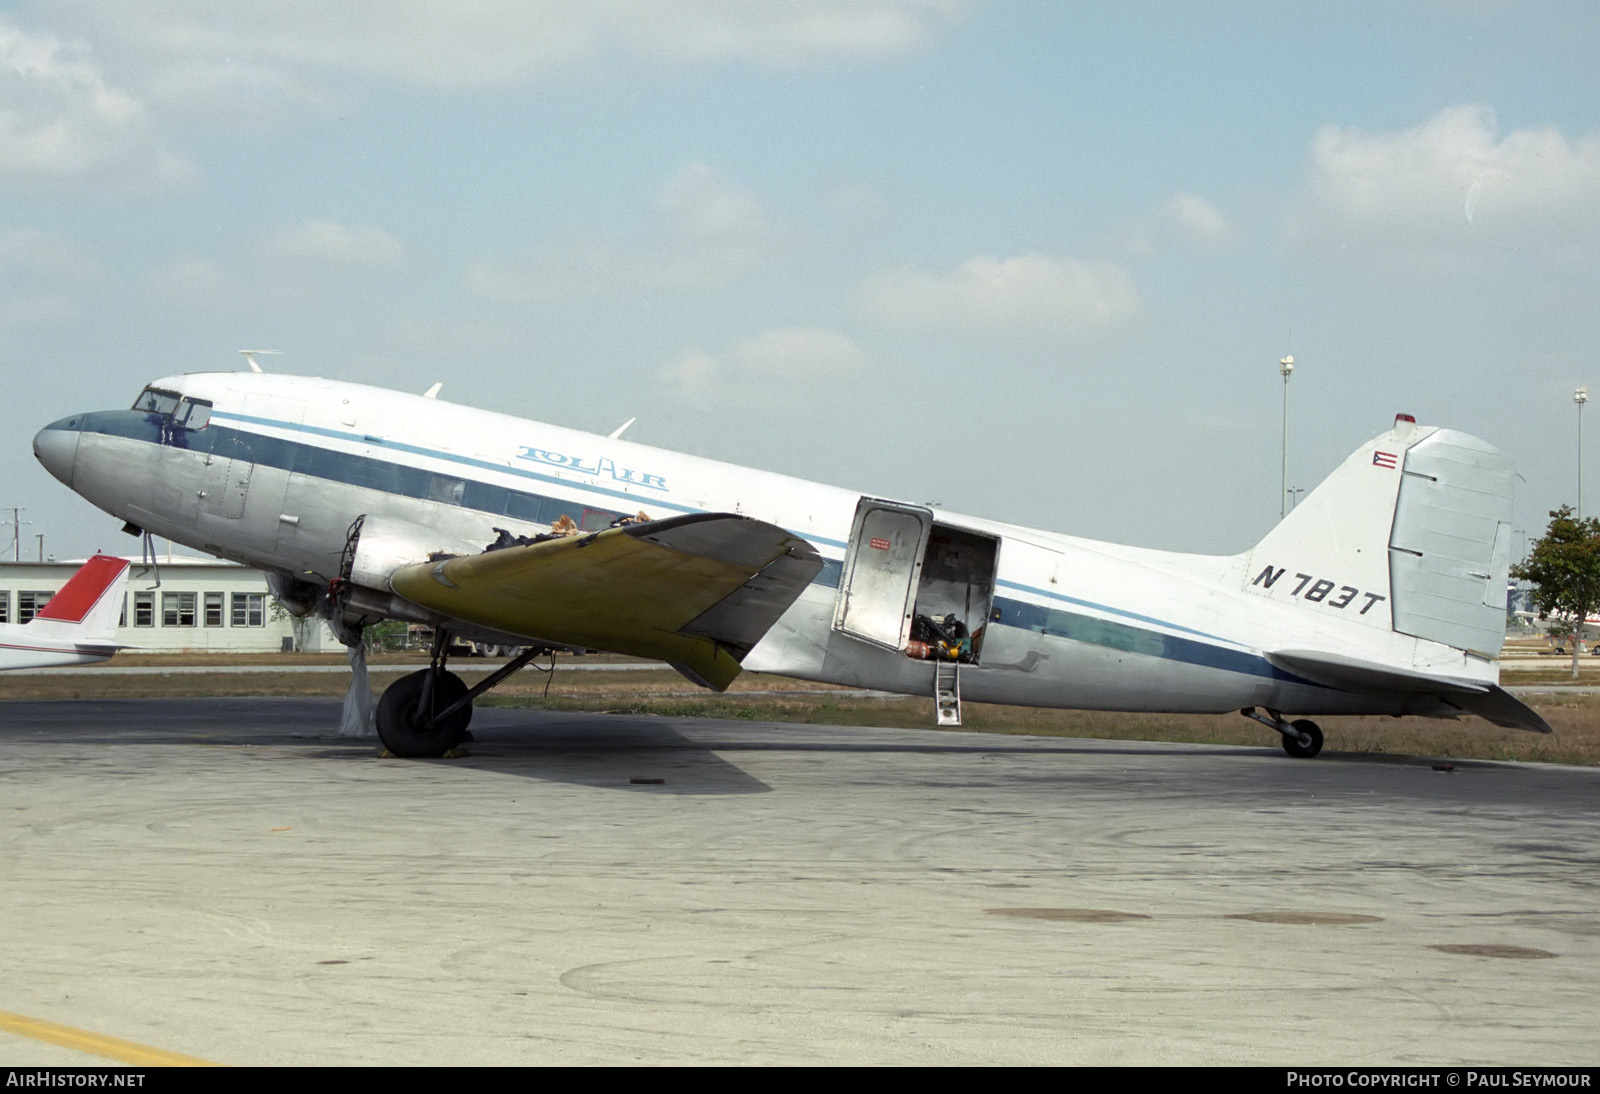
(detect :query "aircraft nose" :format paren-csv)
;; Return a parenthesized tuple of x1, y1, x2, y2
(34, 417, 82, 489)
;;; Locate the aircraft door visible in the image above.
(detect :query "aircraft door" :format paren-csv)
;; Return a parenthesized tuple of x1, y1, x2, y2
(833, 498, 933, 650)
(234, 391, 301, 548)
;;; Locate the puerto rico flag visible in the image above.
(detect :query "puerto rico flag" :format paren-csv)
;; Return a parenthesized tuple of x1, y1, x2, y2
(1372, 450, 1398, 469)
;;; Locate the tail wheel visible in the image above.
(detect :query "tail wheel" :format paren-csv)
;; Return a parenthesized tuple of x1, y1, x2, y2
(1281, 719, 1324, 759)
(376, 669, 473, 758)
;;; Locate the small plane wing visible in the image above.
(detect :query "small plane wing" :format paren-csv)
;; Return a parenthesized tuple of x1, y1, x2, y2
(1267, 649, 1553, 734)
(389, 513, 822, 690)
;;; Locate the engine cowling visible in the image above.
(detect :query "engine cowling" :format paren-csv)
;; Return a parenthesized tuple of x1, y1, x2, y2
(347, 515, 484, 591)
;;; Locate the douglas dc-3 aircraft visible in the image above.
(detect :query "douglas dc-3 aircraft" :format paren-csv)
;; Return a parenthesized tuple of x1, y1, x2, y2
(32, 369, 1549, 757)
(0, 553, 129, 670)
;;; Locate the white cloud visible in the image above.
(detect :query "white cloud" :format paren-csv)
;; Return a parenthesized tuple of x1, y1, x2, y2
(1123, 192, 1236, 255)
(1162, 192, 1233, 244)
(658, 163, 766, 247)
(660, 327, 874, 405)
(268, 219, 407, 265)
(854, 254, 1140, 336)
(1305, 105, 1600, 242)
(619, 0, 969, 66)
(71, 0, 970, 91)
(144, 60, 341, 127)
(0, 17, 161, 178)
(469, 163, 775, 302)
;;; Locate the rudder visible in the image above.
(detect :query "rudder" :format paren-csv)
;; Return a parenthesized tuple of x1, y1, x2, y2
(1243, 417, 1513, 657)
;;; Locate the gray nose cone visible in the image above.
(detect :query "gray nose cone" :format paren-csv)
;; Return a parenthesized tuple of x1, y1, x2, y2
(33, 420, 81, 488)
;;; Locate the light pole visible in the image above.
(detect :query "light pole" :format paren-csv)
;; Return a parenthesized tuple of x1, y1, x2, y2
(1279, 356, 1294, 520)
(1576, 386, 1588, 520)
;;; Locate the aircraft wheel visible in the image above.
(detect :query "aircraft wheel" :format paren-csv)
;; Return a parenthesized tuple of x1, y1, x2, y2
(1281, 719, 1324, 759)
(376, 669, 473, 758)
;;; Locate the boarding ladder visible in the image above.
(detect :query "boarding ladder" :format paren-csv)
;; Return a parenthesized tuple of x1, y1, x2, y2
(934, 658, 962, 726)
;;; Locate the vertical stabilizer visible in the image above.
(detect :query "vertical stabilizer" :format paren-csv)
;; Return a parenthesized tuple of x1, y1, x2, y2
(1243, 418, 1514, 658)
(1242, 420, 1534, 730)
(26, 554, 130, 643)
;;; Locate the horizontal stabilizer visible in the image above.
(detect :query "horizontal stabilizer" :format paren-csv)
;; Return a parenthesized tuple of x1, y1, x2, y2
(1268, 649, 1551, 734)
(1449, 685, 1555, 735)
(390, 513, 821, 691)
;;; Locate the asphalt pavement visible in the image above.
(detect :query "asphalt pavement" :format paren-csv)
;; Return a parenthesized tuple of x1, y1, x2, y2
(2, 698, 1596, 1066)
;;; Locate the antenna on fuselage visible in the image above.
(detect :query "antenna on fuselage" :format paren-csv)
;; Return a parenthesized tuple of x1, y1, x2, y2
(423, 383, 443, 398)
(608, 417, 636, 440)
(239, 349, 281, 373)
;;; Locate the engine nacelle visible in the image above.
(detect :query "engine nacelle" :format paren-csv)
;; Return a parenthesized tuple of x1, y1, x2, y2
(329, 515, 539, 650)
(347, 515, 484, 592)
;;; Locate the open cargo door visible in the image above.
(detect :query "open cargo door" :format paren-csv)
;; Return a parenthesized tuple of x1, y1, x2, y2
(832, 498, 933, 651)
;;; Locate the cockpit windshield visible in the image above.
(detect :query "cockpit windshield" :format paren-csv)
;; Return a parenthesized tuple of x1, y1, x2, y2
(133, 387, 181, 415)
(132, 386, 212, 430)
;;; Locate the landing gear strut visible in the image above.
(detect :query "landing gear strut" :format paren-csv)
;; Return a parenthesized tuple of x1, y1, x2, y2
(1240, 707, 1325, 759)
(373, 628, 554, 758)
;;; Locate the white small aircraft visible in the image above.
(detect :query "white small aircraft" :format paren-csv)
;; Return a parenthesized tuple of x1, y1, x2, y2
(33, 369, 1547, 756)
(0, 554, 130, 669)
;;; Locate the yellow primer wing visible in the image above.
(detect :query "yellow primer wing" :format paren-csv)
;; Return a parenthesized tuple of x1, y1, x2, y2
(389, 514, 822, 691)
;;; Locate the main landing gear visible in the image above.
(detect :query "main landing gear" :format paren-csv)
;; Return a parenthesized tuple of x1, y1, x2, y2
(374, 628, 550, 758)
(1240, 707, 1325, 759)
(376, 665, 472, 757)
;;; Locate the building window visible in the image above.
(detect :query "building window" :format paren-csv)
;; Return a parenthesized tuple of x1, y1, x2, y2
(231, 592, 265, 627)
(0, 591, 8, 625)
(134, 591, 155, 627)
(17, 591, 53, 624)
(204, 592, 224, 627)
(162, 591, 197, 627)
(118, 593, 127, 628)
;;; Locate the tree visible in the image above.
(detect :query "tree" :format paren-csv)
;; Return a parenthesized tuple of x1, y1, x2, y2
(1511, 506, 1600, 678)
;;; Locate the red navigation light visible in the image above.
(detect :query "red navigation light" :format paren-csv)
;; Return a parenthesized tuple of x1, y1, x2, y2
(1395, 413, 1416, 424)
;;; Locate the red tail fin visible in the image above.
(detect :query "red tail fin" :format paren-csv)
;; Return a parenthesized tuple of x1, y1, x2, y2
(36, 555, 130, 623)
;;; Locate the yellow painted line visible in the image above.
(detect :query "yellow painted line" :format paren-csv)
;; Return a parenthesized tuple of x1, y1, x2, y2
(0, 1008, 219, 1067)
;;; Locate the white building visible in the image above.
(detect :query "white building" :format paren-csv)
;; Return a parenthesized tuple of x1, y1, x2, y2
(0, 555, 336, 653)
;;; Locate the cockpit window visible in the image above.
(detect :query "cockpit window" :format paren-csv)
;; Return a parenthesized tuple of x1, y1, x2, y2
(132, 387, 212, 430)
(133, 387, 181, 415)
(177, 399, 212, 429)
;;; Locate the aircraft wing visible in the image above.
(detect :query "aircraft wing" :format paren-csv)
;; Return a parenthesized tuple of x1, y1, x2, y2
(389, 513, 822, 690)
(1267, 649, 1552, 734)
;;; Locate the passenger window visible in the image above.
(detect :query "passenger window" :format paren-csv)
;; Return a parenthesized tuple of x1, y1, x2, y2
(428, 475, 467, 506)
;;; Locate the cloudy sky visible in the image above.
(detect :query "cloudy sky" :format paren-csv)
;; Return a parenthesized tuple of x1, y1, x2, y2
(3, 0, 1598, 561)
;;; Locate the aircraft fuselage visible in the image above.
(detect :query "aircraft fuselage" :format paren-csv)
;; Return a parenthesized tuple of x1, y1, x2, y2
(34, 371, 1491, 721)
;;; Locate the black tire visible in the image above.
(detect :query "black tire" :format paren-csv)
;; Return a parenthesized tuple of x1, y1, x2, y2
(1281, 719, 1324, 759)
(375, 669, 473, 758)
